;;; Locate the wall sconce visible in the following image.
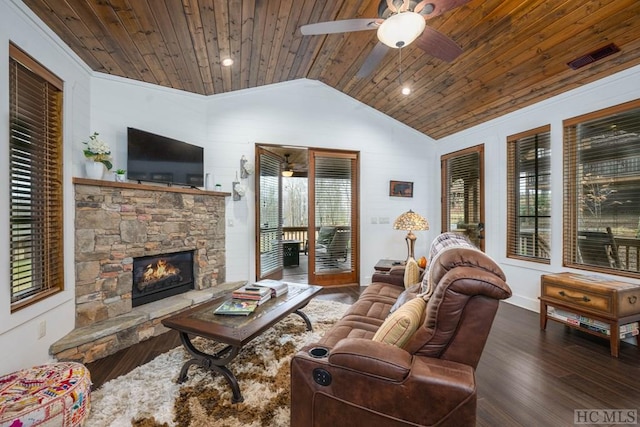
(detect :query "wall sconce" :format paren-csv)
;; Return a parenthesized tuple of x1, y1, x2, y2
(240, 155, 254, 179)
(232, 182, 246, 201)
(233, 171, 246, 201)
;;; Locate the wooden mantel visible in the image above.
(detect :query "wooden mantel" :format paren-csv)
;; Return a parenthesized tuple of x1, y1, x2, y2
(72, 177, 231, 197)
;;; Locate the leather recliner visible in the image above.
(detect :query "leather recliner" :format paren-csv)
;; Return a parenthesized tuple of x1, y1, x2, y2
(290, 246, 512, 427)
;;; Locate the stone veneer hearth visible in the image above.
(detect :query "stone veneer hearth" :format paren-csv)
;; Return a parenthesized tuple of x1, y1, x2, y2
(50, 178, 232, 364)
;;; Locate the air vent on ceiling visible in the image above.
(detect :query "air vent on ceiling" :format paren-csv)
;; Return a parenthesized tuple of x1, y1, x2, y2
(567, 43, 620, 70)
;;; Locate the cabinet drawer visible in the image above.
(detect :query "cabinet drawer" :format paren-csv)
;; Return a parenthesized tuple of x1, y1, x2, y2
(543, 283, 612, 315)
(619, 289, 640, 317)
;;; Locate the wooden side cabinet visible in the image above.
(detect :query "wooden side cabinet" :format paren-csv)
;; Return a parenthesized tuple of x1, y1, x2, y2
(540, 272, 640, 357)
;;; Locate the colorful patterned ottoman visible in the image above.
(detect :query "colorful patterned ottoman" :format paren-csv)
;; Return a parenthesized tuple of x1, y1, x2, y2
(0, 362, 91, 427)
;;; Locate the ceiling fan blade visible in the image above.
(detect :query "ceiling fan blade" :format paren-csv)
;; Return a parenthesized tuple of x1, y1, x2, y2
(415, 0, 471, 19)
(356, 42, 391, 78)
(414, 26, 462, 62)
(300, 18, 381, 36)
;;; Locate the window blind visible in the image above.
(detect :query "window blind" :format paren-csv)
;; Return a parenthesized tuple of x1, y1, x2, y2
(441, 146, 483, 249)
(564, 99, 640, 277)
(9, 44, 64, 310)
(313, 153, 355, 273)
(507, 126, 551, 262)
(258, 151, 282, 277)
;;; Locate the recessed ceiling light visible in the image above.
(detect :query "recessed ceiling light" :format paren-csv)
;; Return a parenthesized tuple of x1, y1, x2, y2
(401, 86, 411, 95)
(221, 58, 234, 67)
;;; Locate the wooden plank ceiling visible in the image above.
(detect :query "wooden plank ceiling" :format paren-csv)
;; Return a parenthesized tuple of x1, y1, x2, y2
(23, 0, 640, 140)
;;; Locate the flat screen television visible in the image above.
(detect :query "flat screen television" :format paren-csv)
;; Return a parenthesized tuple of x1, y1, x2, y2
(127, 127, 204, 187)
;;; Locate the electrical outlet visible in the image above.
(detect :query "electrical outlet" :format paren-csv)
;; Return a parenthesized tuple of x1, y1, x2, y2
(228, 219, 234, 227)
(38, 320, 46, 339)
(379, 217, 390, 224)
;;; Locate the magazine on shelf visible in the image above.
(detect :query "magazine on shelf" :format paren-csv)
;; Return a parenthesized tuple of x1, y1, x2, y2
(214, 299, 259, 316)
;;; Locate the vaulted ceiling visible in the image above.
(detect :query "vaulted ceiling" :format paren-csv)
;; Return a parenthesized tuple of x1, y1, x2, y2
(23, 0, 640, 140)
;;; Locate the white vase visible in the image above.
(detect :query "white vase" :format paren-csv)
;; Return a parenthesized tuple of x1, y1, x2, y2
(85, 161, 105, 180)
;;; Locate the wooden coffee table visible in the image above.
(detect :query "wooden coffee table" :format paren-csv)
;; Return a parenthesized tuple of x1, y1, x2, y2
(161, 283, 322, 403)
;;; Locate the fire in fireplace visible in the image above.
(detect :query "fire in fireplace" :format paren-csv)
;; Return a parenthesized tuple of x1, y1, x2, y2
(132, 250, 195, 307)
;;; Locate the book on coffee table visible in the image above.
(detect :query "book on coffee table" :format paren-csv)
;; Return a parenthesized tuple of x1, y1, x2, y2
(214, 299, 259, 316)
(232, 285, 272, 305)
(253, 279, 289, 297)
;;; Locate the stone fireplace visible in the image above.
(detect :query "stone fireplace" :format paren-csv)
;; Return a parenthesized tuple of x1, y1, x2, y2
(51, 178, 232, 363)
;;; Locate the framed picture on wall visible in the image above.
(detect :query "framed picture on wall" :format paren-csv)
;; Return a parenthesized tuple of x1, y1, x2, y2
(389, 180, 413, 198)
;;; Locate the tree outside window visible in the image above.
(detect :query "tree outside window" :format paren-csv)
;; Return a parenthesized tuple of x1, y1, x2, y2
(564, 100, 640, 275)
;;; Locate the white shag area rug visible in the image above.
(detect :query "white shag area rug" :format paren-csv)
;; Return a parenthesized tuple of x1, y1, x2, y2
(87, 298, 349, 427)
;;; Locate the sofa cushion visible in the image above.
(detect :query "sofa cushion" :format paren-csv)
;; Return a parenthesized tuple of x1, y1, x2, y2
(403, 257, 420, 288)
(372, 297, 426, 348)
(317, 318, 380, 348)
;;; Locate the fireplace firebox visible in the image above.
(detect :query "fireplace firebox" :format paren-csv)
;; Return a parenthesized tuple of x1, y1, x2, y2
(132, 250, 195, 307)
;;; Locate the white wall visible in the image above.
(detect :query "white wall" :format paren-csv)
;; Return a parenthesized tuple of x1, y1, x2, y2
(0, 1, 92, 373)
(437, 64, 640, 312)
(90, 76, 439, 285)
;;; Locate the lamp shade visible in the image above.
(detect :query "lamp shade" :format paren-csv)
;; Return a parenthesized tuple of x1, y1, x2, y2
(377, 12, 426, 49)
(393, 209, 429, 231)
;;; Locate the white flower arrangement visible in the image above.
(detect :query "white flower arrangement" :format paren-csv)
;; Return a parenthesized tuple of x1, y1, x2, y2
(83, 132, 112, 170)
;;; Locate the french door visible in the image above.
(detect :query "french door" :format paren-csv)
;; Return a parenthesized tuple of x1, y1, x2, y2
(255, 147, 283, 280)
(441, 145, 485, 251)
(308, 149, 359, 286)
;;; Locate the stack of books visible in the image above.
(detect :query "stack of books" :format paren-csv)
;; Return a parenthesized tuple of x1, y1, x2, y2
(232, 285, 272, 305)
(214, 285, 272, 316)
(547, 307, 640, 339)
(253, 279, 289, 297)
(214, 281, 291, 316)
(620, 322, 639, 340)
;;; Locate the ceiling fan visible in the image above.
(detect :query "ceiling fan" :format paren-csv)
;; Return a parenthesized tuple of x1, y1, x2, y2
(282, 154, 295, 177)
(300, 0, 470, 78)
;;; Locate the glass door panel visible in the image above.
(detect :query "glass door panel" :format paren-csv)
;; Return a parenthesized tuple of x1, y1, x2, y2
(308, 150, 359, 285)
(256, 147, 283, 280)
(441, 145, 485, 251)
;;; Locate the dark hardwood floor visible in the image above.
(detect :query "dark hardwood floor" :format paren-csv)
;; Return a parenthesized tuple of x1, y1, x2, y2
(86, 286, 640, 426)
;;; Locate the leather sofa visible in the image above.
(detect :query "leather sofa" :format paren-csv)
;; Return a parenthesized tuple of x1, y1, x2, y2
(290, 245, 512, 427)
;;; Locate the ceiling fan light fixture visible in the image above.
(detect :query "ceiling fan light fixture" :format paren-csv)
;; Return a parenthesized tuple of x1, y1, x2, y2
(377, 12, 426, 49)
(282, 153, 294, 177)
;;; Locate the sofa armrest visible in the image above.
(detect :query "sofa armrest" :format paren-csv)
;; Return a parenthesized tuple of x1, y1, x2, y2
(327, 338, 411, 381)
(291, 339, 476, 427)
(371, 266, 424, 288)
(371, 268, 406, 287)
